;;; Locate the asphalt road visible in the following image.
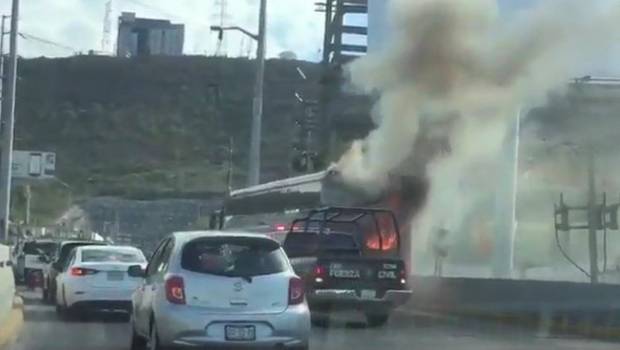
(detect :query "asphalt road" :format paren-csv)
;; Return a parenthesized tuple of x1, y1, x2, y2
(9, 289, 620, 350)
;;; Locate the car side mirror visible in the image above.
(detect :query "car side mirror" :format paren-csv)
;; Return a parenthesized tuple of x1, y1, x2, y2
(38, 255, 49, 263)
(127, 265, 146, 278)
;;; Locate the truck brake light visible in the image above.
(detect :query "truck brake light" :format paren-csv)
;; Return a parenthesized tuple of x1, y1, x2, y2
(313, 265, 327, 283)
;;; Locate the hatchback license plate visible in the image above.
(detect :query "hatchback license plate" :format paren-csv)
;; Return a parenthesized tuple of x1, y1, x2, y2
(107, 271, 124, 281)
(225, 325, 255, 341)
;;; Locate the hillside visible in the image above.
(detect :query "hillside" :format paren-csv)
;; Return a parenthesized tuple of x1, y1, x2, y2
(10, 55, 371, 224)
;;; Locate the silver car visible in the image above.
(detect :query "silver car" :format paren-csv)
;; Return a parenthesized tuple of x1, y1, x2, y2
(129, 231, 311, 350)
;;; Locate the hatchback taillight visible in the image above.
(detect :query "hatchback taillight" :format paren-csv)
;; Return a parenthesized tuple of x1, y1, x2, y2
(288, 277, 305, 305)
(70, 267, 98, 276)
(165, 275, 186, 305)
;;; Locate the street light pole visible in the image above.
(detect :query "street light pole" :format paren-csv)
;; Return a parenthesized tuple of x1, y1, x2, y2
(586, 148, 599, 283)
(248, 0, 266, 186)
(210, 0, 266, 186)
(0, 15, 9, 106)
(0, 0, 19, 241)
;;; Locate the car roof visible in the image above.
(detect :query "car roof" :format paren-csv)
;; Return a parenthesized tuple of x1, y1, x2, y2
(29, 239, 58, 243)
(171, 230, 277, 245)
(77, 245, 141, 251)
(60, 240, 107, 246)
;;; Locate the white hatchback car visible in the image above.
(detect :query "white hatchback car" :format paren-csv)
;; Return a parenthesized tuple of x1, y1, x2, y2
(55, 245, 147, 318)
(129, 231, 311, 350)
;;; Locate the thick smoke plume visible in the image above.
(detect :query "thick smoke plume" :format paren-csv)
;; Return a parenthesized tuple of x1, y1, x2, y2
(335, 0, 620, 267)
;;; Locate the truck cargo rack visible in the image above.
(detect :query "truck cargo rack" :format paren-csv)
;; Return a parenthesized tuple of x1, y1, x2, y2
(287, 207, 401, 252)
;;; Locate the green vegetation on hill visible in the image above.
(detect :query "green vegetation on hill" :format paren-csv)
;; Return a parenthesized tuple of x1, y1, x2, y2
(14, 55, 323, 200)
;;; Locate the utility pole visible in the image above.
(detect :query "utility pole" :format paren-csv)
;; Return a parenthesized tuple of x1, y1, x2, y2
(227, 136, 234, 194)
(24, 184, 30, 225)
(0, 0, 19, 241)
(0, 15, 9, 105)
(247, 0, 266, 186)
(587, 148, 599, 283)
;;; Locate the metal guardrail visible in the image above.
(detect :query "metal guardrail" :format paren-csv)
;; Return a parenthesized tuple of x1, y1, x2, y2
(0, 244, 14, 325)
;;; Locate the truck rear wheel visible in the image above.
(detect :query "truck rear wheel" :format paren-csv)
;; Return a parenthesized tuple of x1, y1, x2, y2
(311, 316, 330, 328)
(365, 313, 390, 327)
(42, 287, 49, 303)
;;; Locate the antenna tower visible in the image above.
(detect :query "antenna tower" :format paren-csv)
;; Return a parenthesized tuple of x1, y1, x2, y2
(213, 0, 229, 56)
(101, 0, 112, 53)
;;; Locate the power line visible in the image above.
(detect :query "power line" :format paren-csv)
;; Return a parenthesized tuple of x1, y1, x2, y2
(18, 32, 77, 53)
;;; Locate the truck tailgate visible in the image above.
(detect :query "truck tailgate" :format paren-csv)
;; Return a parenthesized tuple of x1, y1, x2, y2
(295, 255, 407, 298)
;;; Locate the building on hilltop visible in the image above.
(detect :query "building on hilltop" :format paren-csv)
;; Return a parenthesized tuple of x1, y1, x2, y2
(117, 12, 185, 57)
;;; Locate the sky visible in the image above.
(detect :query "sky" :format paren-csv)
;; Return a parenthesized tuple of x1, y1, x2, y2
(1, 0, 619, 74)
(0, 0, 331, 60)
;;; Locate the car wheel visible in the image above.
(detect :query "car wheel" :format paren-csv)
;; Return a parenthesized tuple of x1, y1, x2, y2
(55, 304, 68, 320)
(311, 315, 330, 328)
(57, 288, 77, 322)
(49, 285, 57, 304)
(130, 323, 147, 350)
(147, 322, 165, 350)
(365, 313, 390, 327)
(55, 304, 63, 316)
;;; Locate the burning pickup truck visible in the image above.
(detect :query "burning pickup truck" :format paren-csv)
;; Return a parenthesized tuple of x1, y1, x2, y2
(282, 207, 412, 327)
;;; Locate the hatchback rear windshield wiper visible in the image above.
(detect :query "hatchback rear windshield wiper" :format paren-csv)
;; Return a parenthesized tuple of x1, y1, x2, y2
(240, 275, 253, 283)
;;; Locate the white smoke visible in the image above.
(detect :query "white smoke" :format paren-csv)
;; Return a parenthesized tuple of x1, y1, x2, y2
(335, 0, 620, 266)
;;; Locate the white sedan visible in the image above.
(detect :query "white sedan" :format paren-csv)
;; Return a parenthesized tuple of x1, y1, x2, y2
(55, 245, 147, 319)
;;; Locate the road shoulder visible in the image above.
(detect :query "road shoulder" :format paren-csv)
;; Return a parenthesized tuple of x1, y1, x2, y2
(0, 297, 24, 350)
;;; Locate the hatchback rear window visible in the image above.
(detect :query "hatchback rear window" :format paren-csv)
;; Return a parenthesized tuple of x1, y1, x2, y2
(181, 237, 288, 277)
(81, 249, 145, 263)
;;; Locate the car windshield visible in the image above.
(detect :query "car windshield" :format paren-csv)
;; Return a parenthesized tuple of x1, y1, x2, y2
(182, 237, 287, 277)
(81, 248, 145, 263)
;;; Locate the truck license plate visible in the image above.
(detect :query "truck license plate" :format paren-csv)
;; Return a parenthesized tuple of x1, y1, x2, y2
(360, 289, 377, 300)
(225, 325, 256, 341)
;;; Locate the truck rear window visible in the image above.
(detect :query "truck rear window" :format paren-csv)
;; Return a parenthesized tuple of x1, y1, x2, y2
(283, 232, 360, 257)
(181, 237, 288, 277)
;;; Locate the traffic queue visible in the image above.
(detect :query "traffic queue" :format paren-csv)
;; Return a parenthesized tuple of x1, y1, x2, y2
(9, 207, 410, 350)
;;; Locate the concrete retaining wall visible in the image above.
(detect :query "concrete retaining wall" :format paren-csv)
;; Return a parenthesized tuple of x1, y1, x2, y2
(0, 245, 14, 325)
(408, 276, 620, 334)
